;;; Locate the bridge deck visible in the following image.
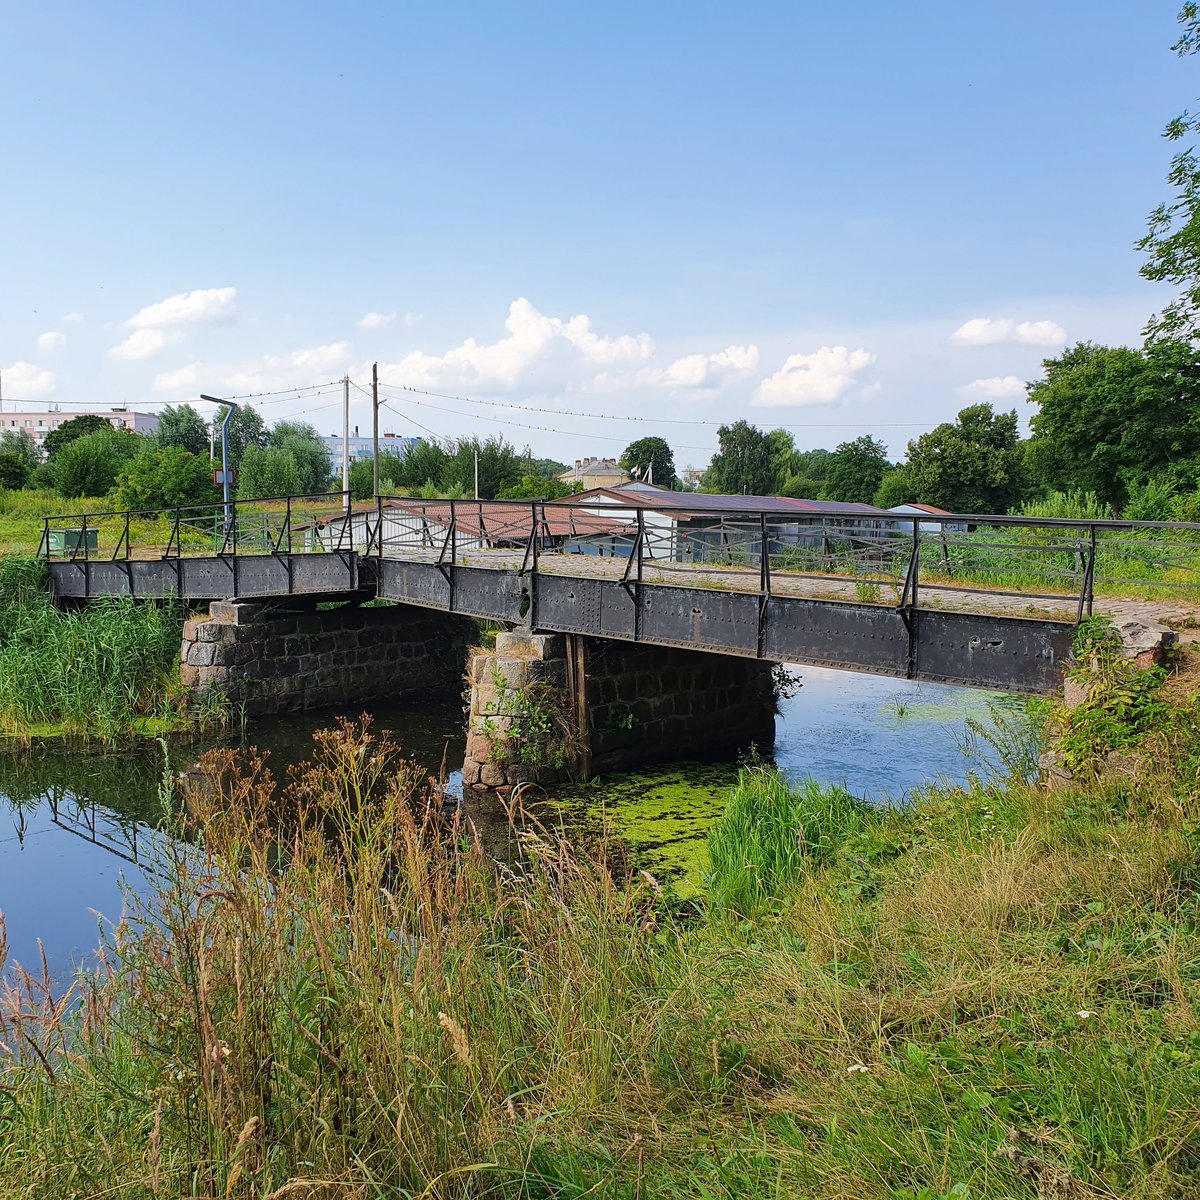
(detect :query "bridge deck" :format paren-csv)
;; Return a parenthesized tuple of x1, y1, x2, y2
(39, 496, 1200, 696)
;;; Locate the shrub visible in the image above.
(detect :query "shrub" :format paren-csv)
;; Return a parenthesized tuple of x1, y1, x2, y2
(113, 446, 217, 511)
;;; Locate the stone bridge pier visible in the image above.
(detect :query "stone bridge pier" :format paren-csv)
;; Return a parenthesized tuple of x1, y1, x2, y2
(463, 630, 776, 789)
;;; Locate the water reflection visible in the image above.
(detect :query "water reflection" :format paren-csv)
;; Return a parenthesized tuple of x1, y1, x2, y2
(1, 668, 1024, 976)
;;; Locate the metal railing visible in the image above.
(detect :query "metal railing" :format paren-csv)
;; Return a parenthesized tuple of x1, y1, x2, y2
(39, 493, 1200, 619)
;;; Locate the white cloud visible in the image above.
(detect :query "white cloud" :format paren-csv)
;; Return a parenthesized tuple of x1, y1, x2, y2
(153, 362, 202, 392)
(375, 298, 654, 393)
(223, 342, 351, 391)
(961, 375, 1026, 399)
(753, 345, 876, 407)
(2, 360, 56, 397)
(61, 312, 85, 323)
(127, 286, 237, 329)
(36, 331, 66, 352)
(109, 329, 178, 361)
(639, 344, 760, 390)
(404, 311, 423, 329)
(951, 317, 1066, 347)
(359, 311, 396, 331)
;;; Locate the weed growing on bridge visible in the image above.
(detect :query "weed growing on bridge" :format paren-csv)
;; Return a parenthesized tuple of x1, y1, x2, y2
(4, 678, 1200, 1197)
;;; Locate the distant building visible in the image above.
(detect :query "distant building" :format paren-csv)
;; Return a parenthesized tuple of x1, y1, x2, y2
(556, 456, 630, 490)
(320, 431, 420, 468)
(1, 407, 158, 454)
(887, 503, 968, 534)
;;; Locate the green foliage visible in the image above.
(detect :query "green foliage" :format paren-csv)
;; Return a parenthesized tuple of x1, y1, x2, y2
(268, 420, 331, 494)
(41, 413, 111, 460)
(6, 704, 1200, 1196)
(706, 419, 776, 496)
(386, 438, 448, 490)
(1138, 3, 1200, 339)
(444, 435, 524, 499)
(348, 458, 375, 500)
(154, 403, 210, 457)
(0, 452, 30, 490)
(481, 663, 577, 769)
(219, 405, 268, 470)
(0, 555, 200, 738)
(1019, 490, 1111, 520)
(904, 403, 1024, 514)
(236, 445, 301, 500)
(1026, 340, 1200, 511)
(872, 464, 914, 508)
(1056, 617, 1171, 777)
(112, 446, 218, 511)
(707, 767, 872, 912)
(619, 436, 677, 487)
(498, 473, 577, 499)
(0, 430, 38, 490)
(49, 428, 142, 498)
(823, 435, 890, 503)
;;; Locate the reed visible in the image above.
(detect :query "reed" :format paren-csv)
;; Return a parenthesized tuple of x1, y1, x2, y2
(0, 554, 204, 740)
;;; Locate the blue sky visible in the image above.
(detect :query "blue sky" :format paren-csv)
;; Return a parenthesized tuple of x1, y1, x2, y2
(1, 1, 1192, 469)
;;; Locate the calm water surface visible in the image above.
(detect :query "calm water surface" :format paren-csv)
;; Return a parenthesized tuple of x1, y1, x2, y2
(0, 666, 1023, 976)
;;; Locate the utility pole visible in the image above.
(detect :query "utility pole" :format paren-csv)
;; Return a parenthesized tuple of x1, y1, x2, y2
(372, 362, 380, 498)
(342, 374, 350, 513)
(201, 395, 238, 535)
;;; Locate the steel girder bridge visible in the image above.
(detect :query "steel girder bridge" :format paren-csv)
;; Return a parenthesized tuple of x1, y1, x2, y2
(39, 492, 1200, 695)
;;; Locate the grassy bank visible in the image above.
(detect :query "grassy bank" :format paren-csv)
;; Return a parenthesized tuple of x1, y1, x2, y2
(3, 651, 1200, 1198)
(0, 555, 222, 742)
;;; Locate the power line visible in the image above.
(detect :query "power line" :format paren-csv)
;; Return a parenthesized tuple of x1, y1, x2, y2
(375, 379, 941, 431)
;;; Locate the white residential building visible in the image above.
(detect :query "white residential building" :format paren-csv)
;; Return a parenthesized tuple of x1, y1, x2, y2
(1, 406, 159, 453)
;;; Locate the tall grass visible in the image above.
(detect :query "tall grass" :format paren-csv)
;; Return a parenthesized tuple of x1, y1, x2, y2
(3, 709, 1200, 1197)
(0, 554, 199, 740)
(707, 766, 873, 912)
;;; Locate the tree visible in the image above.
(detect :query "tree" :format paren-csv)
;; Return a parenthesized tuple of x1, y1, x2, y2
(268, 420, 331, 495)
(532, 457, 568, 479)
(498, 474, 578, 500)
(443, 436, 523, 500)
(155, 404, 210, 458)
(0, 431, 36, 489)
(706, 421, 776, 496)
(619, 437, 677, 488)
(236, 446, 301, 501)
(0, 454, 29, 490)
(823, 435, 890, 503)
(219, 407, 268, 471)
(50, 428, 142, 498)
(390, 439, 450, 492)
(1139, 4, 1200, 339)
(113, 447, 217, 510)
(764, 429, 798, 491)
(903, 404, 1025, 514)
(1, 429, 38, 464)
(43, 414, 111, 460)
(1026, 340, 1200, 511)
(873, 466, 915, 509)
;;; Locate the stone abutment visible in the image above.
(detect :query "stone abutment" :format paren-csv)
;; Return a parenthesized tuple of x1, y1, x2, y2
(181, 600, 474, 715)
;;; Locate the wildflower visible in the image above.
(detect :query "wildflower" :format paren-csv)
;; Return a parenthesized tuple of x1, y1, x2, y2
(847, 1063, 869, 1075)
(1077, 1009, 1096, 1020)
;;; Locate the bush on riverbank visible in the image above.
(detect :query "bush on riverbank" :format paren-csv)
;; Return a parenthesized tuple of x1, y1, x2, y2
(3, 700, 1200, 1197)
(0, 555, 207, 741)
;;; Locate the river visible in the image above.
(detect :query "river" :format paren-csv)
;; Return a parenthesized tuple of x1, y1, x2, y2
(0, 666, 1027, 977)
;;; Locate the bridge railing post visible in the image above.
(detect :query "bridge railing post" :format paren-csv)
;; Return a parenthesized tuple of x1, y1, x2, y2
(1076, 524, 1098, 623)
(39, 517, 49, 561)
(910, 518, 920, 611)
